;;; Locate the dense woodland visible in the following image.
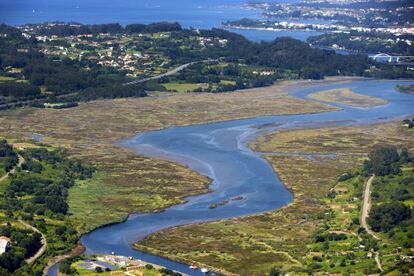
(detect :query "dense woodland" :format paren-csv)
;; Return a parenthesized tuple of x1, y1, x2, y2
(32, 22, 182, 36)
(195, 28, 371, 79)
(0, 139, 18, 175)
(0, 24, 146, 109)
(363, 145, 413, 235)
(363, 145, 404, 176)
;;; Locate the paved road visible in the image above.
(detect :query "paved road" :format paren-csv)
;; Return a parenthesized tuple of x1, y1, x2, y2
(360, 175, 383, 272)
(18, 220, 47, 264)
(123, 59, 216, 86)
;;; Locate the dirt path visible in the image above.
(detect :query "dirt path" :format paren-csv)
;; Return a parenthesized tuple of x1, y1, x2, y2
(0, 154, 24, 182)
(374, 253, 383, 272)
(360, 175, 380, 239)
(360, 175, 383, 272)
(18, 220, 47, 264)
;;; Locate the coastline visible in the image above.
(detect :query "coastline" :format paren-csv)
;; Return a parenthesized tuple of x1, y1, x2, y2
(224, 24, 328, 33)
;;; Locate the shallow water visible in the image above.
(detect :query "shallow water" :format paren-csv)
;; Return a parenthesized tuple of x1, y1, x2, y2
(77, 79, 414, 275)
(1, 0, 324, 41)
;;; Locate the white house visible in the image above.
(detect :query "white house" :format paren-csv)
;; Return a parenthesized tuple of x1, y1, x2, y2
(0, 236, 11, 255)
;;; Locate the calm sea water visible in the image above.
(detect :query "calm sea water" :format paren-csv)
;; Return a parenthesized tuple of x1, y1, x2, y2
(0, 0, 321, 41)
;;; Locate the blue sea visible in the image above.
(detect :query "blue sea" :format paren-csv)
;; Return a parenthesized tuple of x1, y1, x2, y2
(0, 0, 322, 41)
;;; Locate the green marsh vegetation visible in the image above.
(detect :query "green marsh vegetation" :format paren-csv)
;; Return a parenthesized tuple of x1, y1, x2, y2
(135, 123, 414, 275)
(0, 79, 334, 236)
(0, 140, 94, 274)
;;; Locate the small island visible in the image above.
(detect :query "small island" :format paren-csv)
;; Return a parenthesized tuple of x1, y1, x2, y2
(308, 88, 388, 108)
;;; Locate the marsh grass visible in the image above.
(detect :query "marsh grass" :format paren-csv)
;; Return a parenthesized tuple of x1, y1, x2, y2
(0, 82, 334, 233)
(308, 88, 388, 107)
(136, 122, 414, 275)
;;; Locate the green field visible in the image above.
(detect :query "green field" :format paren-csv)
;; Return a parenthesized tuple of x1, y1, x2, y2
(163, 80, 237, 93)
(162, 82, 210, 92)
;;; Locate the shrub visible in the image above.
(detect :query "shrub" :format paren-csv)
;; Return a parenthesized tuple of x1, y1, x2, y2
(338, 172, 353, 182)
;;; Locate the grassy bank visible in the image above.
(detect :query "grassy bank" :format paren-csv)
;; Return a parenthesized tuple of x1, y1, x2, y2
(135, 121, 414, 275)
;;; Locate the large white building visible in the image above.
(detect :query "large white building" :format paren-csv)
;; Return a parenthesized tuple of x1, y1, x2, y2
(0, 236, 11, 255)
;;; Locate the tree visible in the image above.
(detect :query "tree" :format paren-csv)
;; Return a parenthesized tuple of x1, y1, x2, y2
(0, 249, 24, 272)
(45, 196, 68, 214)
(368, 202, 411, 232)
(363, 145, 401, 176)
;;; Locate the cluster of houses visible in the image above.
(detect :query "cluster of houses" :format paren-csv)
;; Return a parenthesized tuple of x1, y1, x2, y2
(236, 19, 414, 37)
(97, 255, 146, 269)
(35, 34, 157, 78)
(76, 254, 158, 276)
(197, 36, 228, 48)
(14, 24, 232, 81)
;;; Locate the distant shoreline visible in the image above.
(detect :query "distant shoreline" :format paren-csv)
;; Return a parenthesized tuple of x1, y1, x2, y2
(224, 24, 324, 33)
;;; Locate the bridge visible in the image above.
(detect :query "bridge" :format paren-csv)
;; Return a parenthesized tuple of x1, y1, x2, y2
(369, 53, 414, 64)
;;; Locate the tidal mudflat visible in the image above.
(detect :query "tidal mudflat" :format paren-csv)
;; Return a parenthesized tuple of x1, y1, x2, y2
(81, 79, 414, 274)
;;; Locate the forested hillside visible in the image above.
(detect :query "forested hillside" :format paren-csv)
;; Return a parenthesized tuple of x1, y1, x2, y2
(0, 22, 408, 109)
